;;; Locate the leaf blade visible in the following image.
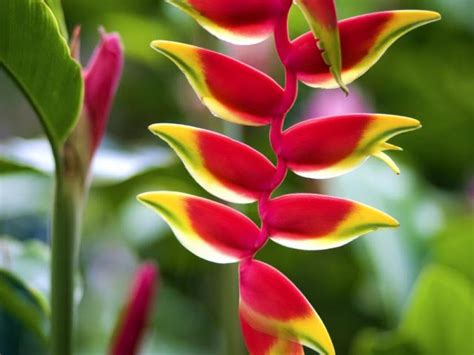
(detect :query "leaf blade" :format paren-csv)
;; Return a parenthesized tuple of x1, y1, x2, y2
(0, 0, 83, 149)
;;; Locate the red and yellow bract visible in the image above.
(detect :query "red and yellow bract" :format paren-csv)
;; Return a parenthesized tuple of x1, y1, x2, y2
(167, 0, 292, 45)
(149, 124, 276, 203)
(281, 114, 421, 178)
(287, 10, 441, 89)
(140, 2, 440, 353)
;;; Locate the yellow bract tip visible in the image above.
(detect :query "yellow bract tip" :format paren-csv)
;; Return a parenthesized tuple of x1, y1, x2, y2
(372, 151, 401, 175)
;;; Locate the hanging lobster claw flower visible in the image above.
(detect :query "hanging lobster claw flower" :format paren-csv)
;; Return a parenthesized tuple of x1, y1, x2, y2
(83, 29, 124, 154)
(137, 192, 262, 263)
(293, 0, 346, 93)
(166, 0, 292, 45)
(280, 114, 421, 179)
(263, 193, 399, 251)
(286, 10, 440, 89)
(151, 41, 284, 126)
(239, 259, 335, 354)
(240, 315, 304, 355)
(109, 262, 159, 355)
(149, 124, 276, 204)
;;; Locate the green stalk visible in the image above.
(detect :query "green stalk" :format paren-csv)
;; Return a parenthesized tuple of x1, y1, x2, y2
(50, 145, 86, 355)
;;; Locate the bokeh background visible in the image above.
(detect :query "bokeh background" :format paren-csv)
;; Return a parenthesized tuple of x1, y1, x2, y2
(1, 0, 473, 354)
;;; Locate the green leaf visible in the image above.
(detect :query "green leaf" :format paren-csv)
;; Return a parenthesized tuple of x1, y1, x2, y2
(0, 237, 51, 304)
(0, 0, 83, 150)
(44, 0, 68, 39)
(351, 329, 419, 355)
(401, 265, 474, 354)
(0, 269, 48, 342)
(433, 215, 474, 282)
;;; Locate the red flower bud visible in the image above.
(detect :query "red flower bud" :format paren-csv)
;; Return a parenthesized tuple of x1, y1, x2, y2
(109, 262, 159, 355)
(83, 29, 124, 154)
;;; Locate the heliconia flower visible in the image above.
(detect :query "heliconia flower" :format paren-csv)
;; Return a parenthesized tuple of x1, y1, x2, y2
(166, 0, 292, 45)
(151, 41, 285, 126)
(239, 259, 335, 355)
(149, 124, 276, 204)
(262, 193, 399, 251)
(280, 114, 421, 179)
(137, 192, 262, 263)
(240, 315, 304, 355)
(286, 10, 441, 89)
(109, 262, 158, 355)
(83, 29, 124, 154)
(293, 0, 346, 93)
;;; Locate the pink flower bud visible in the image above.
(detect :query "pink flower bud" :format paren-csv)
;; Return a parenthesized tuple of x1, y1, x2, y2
(109, 262, 159, 355)
(83, 29, 124, 154)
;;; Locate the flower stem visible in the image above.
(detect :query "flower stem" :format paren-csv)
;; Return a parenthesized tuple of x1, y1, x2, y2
(50, 146, 85, 355)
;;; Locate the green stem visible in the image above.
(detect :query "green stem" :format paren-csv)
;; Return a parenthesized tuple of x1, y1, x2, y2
(50, 147, 85, 355)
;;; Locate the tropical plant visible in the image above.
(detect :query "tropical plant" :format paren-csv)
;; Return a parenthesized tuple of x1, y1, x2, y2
(139, 1, 440, 353)
(1, 1, 158, 354)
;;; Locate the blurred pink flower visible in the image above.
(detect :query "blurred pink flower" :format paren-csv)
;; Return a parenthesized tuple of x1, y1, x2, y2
(82, 29, 124, 153)
(109, 262, 159, 355)
(304, 86, 373, 119)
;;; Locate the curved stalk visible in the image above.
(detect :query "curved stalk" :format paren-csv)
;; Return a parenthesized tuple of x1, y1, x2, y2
(256, 12, 298, 246)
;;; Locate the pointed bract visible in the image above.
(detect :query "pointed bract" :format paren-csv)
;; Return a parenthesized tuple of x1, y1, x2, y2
(294, 0, 346, 92)
(280, 114, 421, 178)
(239, 259, 334, 354)
(240, 315, 304, 355)
(151, 41, 285, 126)
(287, 10, 441, 88)
(167, 0, 291, 45)
(263, 193, 399, 250)
(83, 30, 124, 153)
(149, 124, 276, 204)
(137, 192, 262, 263)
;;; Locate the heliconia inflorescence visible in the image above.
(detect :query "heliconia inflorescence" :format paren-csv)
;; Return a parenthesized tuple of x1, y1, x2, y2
(139, 2, 440, 353)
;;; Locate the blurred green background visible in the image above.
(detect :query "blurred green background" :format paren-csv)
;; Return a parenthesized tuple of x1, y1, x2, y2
(1, 0, 473, 354)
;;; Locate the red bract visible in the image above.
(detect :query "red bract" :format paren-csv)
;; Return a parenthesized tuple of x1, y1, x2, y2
(141, 2, 439, 353)
(83, 29, 124, 154)
(167, 0, 292, 45)
(286, 10, 440, 89)
(239, 259, 334, 354)
(149, 124, 276, 203)
(293, 0, 345, 92)
(264, 193, 398, 250)
(138, 192, 262, 263)
(109, 262, 159, 355)
(280, 114, 421, 178)
(151, 41, 284, 126)
(240, 315, 304, 355)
